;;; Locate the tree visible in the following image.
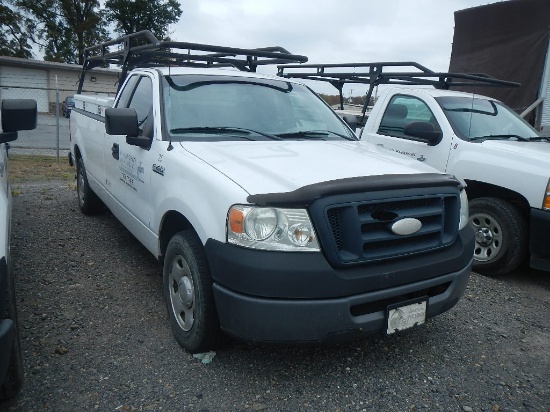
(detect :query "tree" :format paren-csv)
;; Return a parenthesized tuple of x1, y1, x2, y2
(0, 3, 33, 58)
(105, 0, 182, 40)
(14, 0, 108, 64)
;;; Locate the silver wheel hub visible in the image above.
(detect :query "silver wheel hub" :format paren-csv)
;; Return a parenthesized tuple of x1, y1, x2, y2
(78, 169, 85, 204)
(470, 212, 503, 262)
(168, 255, 195, 331)
(475, 227, 494, 247)
(178, 276, 193, 309)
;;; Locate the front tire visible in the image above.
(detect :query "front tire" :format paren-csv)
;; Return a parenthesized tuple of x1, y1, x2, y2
(1, 262, 23, 400)
(163, 231, 222, 353)
(469, 197, 527, 276)
(76, 157, 103, 215)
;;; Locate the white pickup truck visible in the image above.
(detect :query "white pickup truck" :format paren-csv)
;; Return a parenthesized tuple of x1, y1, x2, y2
(69, 32, 473, 353)
(279, 62, 550, 277)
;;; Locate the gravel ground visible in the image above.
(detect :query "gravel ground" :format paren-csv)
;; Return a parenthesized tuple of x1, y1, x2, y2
(2, 179, 550, 412)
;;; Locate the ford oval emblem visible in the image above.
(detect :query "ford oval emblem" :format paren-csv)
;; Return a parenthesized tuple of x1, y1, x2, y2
(391, 218, 422, 236)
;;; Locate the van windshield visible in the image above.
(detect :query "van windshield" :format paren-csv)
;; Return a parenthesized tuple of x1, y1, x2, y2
(162, 75, 356, 142)
(436, 96, 539, 141)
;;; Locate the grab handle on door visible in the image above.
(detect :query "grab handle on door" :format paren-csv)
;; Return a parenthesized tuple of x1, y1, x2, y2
(112, 143, 119, 160)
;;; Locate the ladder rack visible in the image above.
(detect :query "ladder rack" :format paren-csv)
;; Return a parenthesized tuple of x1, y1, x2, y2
(78, 30, 308, 93)
(277, 62, 520, 123)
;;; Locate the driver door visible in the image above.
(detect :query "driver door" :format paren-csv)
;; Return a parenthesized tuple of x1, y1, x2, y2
(365, 93, 452, 172)
(104, 75, 155, 229)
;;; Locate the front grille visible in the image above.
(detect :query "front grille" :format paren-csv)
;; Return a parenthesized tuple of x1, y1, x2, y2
(316, 191, 460, 265)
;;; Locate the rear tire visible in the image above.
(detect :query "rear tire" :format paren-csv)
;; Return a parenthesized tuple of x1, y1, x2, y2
(76, 157, 103, 215)
(469, 197, 527, 276)
(163, 230, 222, 353)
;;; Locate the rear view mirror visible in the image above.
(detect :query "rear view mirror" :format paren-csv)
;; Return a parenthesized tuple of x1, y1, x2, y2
(0, 99, 37, 143)
(343, 115, 358, 132)
(404, 121, 443, 146)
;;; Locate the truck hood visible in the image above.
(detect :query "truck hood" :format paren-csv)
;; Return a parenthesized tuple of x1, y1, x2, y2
(480, 140, 550, 162)
(180, 140, 440, 195)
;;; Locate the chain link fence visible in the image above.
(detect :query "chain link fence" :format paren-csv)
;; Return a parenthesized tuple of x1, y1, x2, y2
(0, 85, 78, 158)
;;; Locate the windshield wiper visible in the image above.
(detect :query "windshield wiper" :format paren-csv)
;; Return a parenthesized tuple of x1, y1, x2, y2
(170, 127, 281, 140)
(528, 136, 550, 142)
(471, 134, 532, 142)
(445, 108, 496, 115)
(275, 130, 355, 141)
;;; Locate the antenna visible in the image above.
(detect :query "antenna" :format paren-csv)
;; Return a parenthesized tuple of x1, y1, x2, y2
(167, 54, 173, 151)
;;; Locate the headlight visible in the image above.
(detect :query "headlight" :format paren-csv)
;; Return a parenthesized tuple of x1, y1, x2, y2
(227, 205, 320, 251)
(542, 178, 550, 210)
(459, 188, 469, 230)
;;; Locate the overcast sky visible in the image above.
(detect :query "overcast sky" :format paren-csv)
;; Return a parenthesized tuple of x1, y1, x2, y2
(169, 0, 500, 95)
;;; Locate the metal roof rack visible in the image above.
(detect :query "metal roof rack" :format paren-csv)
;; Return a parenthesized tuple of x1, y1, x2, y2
(78, 30, 308, 93)
(277, 62, 520, 124)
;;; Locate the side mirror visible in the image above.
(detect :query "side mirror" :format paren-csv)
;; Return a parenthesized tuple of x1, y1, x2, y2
(343, 115, 358, 132)
(105, 108, 139, 136)
(0, 99, 37, 143)
(404, 121, 443, 146)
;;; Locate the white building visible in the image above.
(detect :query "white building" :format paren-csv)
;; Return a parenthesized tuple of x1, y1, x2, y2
(0, 56, 119, 113)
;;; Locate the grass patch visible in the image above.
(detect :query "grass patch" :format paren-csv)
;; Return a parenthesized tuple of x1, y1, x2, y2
(9, 154, 75, 183)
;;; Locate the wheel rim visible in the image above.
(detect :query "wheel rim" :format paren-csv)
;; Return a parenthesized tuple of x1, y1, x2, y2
(168, 254, 195, 332)
(77, 166, 85, 207)
(470, 212, 503, 262)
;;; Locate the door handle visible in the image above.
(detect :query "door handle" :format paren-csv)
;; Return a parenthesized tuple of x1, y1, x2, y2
(112, 143, 119, 160)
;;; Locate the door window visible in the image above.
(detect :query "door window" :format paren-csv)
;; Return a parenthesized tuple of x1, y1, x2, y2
(378, 94, 441, 140)
(116, 75, 139, 109)
(128, 77, 153, 134)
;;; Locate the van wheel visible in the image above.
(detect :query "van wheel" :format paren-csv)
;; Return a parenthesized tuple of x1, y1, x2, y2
(76, 157, 103, 215)
(469, 197, 527, 276)
(163, 230, 222, 353)
(1, 263, 23, 400)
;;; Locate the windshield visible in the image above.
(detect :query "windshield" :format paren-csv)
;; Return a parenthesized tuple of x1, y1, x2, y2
(435, 96, 539, 141)
(162, 75, 355, 141)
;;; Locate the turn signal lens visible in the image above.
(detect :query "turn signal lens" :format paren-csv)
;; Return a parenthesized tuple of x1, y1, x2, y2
(543, 179, 550, 210)
(228, 208, 244, 233)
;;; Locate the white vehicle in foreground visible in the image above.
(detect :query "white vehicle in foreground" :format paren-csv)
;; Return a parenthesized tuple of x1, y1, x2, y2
(0, 99, 37, 399)
(279, 62, 550, 277)
(69, 32, 473, 353)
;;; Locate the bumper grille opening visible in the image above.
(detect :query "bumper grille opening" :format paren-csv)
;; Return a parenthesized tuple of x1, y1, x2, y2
(349, 282, 451, 317)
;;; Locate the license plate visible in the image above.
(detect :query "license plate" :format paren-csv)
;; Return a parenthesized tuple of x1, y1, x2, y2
(386, 298, 428, 335)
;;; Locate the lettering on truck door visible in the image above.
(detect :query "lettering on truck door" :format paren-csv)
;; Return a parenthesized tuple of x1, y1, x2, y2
(370, 94, 452, 172)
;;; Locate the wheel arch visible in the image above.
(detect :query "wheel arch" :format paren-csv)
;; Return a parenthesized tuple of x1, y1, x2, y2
(158, 211, 197, 263)
(73, 144, 82, 161)
(464, 179, 530, 216)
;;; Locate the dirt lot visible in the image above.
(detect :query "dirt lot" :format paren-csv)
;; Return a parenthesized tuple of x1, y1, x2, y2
(2, 156, 550, 411)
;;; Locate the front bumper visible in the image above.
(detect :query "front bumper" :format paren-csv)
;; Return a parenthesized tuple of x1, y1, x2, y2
(205, 227, 474, 343)
(530, 208, 550, 271)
